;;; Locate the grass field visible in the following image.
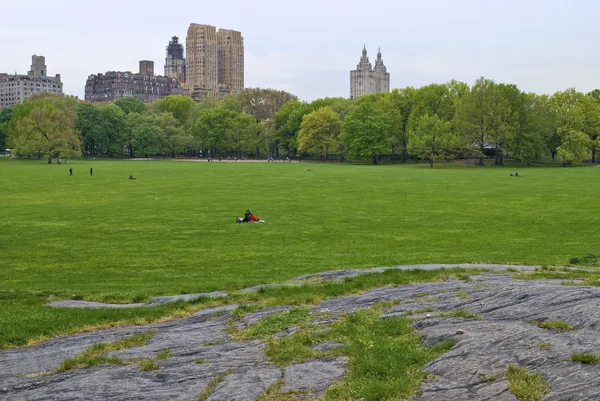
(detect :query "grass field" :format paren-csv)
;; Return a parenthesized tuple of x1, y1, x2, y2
(1, 158, 600, 348)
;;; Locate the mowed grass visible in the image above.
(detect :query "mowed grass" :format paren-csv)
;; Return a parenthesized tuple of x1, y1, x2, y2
(1, 158, 600, 348)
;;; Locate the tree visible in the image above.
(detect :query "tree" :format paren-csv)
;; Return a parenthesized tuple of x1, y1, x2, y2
(407, 113, 457, 167)
(12, 106, 80, 162)
(100, 104, 127, 156)
(551, 89, 590, 165)
(342, 95, 390, 164)
(114, 97, 147, 115)
(238, 88, 298, 122)
(152, 95, 195, 127)
(388, 87, 415, 162)
(518, 93, 554, 162)
(191, 107, 236, 157)
(273, 101, 310, 156)
(155, 112, 185, 156)
(124, 113, 162, 157)
(581, 95, 600, 162)
(0, 106, 14, 150)
(76, 103, 104, 155)
(298, 107, 341, 161)
(455, 77, 503, 166)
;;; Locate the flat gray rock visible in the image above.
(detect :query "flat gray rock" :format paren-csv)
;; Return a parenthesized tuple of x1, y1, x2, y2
(282, 357, 348, 395)
(6, 267, 600, 400)
(149, 291, 228, 305)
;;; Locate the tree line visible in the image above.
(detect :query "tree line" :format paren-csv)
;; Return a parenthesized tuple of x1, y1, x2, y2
(2, 78, 600, 166)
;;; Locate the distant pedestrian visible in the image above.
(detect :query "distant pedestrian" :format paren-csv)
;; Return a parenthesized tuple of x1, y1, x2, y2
(69, 167, 73, 176)
(90, 168, 93, 176)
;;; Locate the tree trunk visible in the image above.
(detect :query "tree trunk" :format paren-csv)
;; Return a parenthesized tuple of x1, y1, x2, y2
(430, 159, 434, 168)
(401, 148, 407, 163)
(372, 154, 378, 165)
(593, 149, 596, 164)
(47, 157, 52, 164)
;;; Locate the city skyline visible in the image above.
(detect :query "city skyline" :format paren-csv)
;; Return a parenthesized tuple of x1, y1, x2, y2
(2, 0, 600, 101)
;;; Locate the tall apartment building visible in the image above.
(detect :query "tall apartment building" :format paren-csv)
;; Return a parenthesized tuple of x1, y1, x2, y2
(85, 60, 182, 103)
(185, 23, 244, 101)
(0, 55, 63, 109)
(164, 36, 186, 84)
(217, 29, 244, 94)
(350, 46, 390, 100)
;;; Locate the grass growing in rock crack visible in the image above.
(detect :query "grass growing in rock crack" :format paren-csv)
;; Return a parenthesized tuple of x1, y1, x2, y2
(257, 379, 307, 401)
(456, 289, 471, 300)
(57, 330, 155, 372)
(259, 302, 456, 401)
(480, 373, 502, 383)
(229, 308, 313, 340)
(197, 369, 235, 401)
(569, 353, 600, 364)
(138, 358, 160, 372)
(507, 365, 551, 401)
(528, 320, 577, 332)
(441, 309, 482, 320)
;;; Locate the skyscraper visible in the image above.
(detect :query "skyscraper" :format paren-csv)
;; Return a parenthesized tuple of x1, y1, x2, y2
(350, 46, 390, 100)
(185, 23, 244, 101)
(164, 36, 186, 84)
(185, 24, 218, 101)
(217, 29, 244, 94)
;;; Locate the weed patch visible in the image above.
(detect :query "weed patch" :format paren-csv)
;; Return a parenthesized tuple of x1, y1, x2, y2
(441, 309, 482, 320)
(528, 320, 576, 332)
(569, 353, 600, 364)
(507, 365, 551, 401)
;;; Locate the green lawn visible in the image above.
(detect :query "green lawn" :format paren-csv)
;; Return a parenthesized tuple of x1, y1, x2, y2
(1, 158, 600, 348)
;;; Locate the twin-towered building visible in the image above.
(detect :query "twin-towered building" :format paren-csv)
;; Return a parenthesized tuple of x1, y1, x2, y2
(84, 24, 244, 104)
(350, 46, 390, 100)
(184, 24, 244, 101)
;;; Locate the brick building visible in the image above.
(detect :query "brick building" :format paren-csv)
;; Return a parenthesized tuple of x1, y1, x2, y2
(85, 60, 182, 103)
(0, 55, 63, 110)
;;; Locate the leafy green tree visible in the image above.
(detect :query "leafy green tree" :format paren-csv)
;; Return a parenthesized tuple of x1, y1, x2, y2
(517, 93, 553, 162)
(455, 77, 505, 166)
(12, 105, 81, 162)
(191, 107, 236, 157)
(114, 97, 147, 115)
(100, 104, 126, 156)
(298, 107, 341, 161)
(0, 105, 14, 150)
(124, 113, 162, 157)
(155, 112, 185, 156)
(551, 89, 590, 165)
(76, 103, 104, 155)
(388, 87, 415, 162)
(273, 101, 310, 156)
(407, 113, 457, 167)
(408, 83, 456, 131)
(581, 95, 600, 162)
(151, 95, 195, 127)
(342, 95, 390, 164)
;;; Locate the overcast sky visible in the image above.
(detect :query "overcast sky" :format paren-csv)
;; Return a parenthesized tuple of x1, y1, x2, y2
(1, 0, 598, 101)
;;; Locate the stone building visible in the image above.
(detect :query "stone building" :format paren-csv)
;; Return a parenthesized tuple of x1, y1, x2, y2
(164, 36, 186, 84)
(217, 29, 244, 94)
(350, 46, 390, 100)
(0, 55, 63, 109)
(185, 23, 244, 101)
(84, 60, 182, 103)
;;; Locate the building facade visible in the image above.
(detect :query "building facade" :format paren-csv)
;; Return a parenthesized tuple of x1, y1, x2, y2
(0, 55, 63, 109)
(164, 36, 186, 84)
(217, 29, 244, 94)
(350, 46, 390, 100)
(84, 60, 183, 103)
(185, 23, 244, 101)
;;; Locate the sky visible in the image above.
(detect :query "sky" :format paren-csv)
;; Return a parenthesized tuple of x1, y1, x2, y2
(1, 0, 598, 101)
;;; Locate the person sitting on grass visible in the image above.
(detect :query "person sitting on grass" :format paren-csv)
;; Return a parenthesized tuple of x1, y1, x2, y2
(129, 175, 136, 180)
(237, 210, 263, 223)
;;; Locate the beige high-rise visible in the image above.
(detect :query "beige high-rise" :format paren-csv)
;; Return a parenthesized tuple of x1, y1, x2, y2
(185, 24, 218, 99)
(185, 23, 244, 101)
(217, 29, 244, 94)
